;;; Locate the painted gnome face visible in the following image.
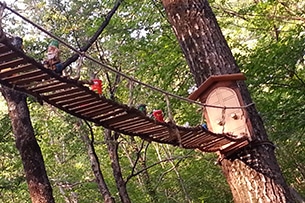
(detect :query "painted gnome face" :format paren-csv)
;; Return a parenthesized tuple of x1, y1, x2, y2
(47, 40, 60, 60)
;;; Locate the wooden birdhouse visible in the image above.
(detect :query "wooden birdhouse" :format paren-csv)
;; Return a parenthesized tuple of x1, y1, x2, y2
(189, 73, 253, 140)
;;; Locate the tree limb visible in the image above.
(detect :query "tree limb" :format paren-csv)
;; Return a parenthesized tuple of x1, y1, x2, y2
(62, 0, 123, 68)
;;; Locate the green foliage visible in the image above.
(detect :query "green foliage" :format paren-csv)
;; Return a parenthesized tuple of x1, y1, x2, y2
(2, 0, 305, 202)
(0, 114, 29, 202)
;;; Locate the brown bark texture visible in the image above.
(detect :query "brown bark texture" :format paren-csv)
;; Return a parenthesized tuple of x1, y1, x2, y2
(82, 131, 115, 203)
(161, 0, 294, 202)
(105, 129, 131, 203)
(1, 87, 55, 203)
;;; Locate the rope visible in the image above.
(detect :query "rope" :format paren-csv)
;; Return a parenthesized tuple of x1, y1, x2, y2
(0, 2, 255, 110)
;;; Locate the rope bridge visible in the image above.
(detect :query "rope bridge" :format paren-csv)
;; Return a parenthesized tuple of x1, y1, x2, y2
(0, 34, 249, 154)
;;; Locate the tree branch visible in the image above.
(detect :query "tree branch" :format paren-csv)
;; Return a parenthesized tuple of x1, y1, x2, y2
(125, 154, 192, 183)
(62, 0, 123, 68)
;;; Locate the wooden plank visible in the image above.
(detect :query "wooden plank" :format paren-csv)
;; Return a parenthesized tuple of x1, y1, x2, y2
(79, 106, 113, 118)
(27, 79, 61, 90)
(0, 64, 36, 78)
(33, 83, 73, 94)
(82, 106, 118, 118)
(13, 74, 50, 85)
(199, 137, 227, 150)
(221, 141, 248, 154)
(0, 44, 11, 53)
(111, 118, 151, 130)
(75, 102, 109, 114)
(136, 125, 167, 134)
(56, 94, 93, 106)
(93, 108, 126, 120)
(179, 131, 195, 141)
(14, 78, 55, 90)
(183, 134, 214, 147)
(0, 51, 20, 62)
(182, 132, 212, 143)
(179, 130, 196, 142)
(47, 88, 82, 98)
(68, 100, 102, 111)
(48, 91, 88, 103)
(120, 121, 153, 131)
(0, 58, 26, 69)
(62, 97, 98, 109)
(107, 116, 142, 127)
(149, 130, 171, 139)
(109, 118, 145, 130)
(4, 69, 45, 82)
(104, 114, 139, 126)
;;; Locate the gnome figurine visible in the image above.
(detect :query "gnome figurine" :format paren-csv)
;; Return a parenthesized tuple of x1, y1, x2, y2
(152, 110, 164, 122)
(137, 104, 147, 115)
(12, 36, 23, 50)
(43, 40, 64, 75)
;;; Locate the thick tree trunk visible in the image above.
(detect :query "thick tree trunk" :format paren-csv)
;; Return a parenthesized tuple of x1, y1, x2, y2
(1, 87, 55, 203)
(161, 0, 294, 202)
(104, 129, 131, 203)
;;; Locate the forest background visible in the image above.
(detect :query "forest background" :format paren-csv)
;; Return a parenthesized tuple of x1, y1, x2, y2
(0, 0, 305, 202)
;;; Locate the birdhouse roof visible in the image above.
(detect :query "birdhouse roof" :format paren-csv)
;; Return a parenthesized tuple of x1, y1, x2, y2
(188, 73, 246, 101)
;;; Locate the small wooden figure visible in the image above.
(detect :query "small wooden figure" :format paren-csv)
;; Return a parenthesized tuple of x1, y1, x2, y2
(137, 104, 147, 115)
(91, 79, 102, 95)
(152, 110, 164, 122)
(12, 36, 23, 50)
(43, 40, 64, 75)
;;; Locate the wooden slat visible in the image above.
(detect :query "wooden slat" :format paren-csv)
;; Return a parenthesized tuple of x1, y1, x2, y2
(68, 100, 102, 111)
(12, 74, 50, 85)
(0, 64, 36, 78)
(75, 102, 109, 114)
(221, 141, 248, 154)
(183, 133, 214, 144)
(120, 121, 153, 131)
(4, 69, 45, 82)
(93, 108, 126, 120)
(27, 79, 61, 90)
(0, 58, 26, 69)
(111, 117, 145, 129)
(183, 134, 213, 147)
(107, 116, 142, 127)
(47, 87, 82, 98)
(179, 131, 197, 143)
(34, 83, 73, 94)
(49, 91, 88, 103)
(0, 51, 20, 62)
(135, 125, 167, 134)
(62, 97, 98, 109)
(56, 94, 94, 106)
(83, 106, 119, 117)
(200, 137, 227, 150)
(0, 44, 11, 53)
(105, 114, 139, 126)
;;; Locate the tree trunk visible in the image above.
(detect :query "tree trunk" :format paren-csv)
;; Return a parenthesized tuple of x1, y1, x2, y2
(82, 130, 115, 203)
(161, 0, 294, 202)
(104, 129, 131, 203)
(1, 87, 55, 203)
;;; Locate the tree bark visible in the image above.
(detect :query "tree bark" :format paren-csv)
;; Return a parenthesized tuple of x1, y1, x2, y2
(161, 0, 294, 202)
(82, 123, 115, 203)
(1, 87, 55, 203)
(104, 129, 131, 203)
